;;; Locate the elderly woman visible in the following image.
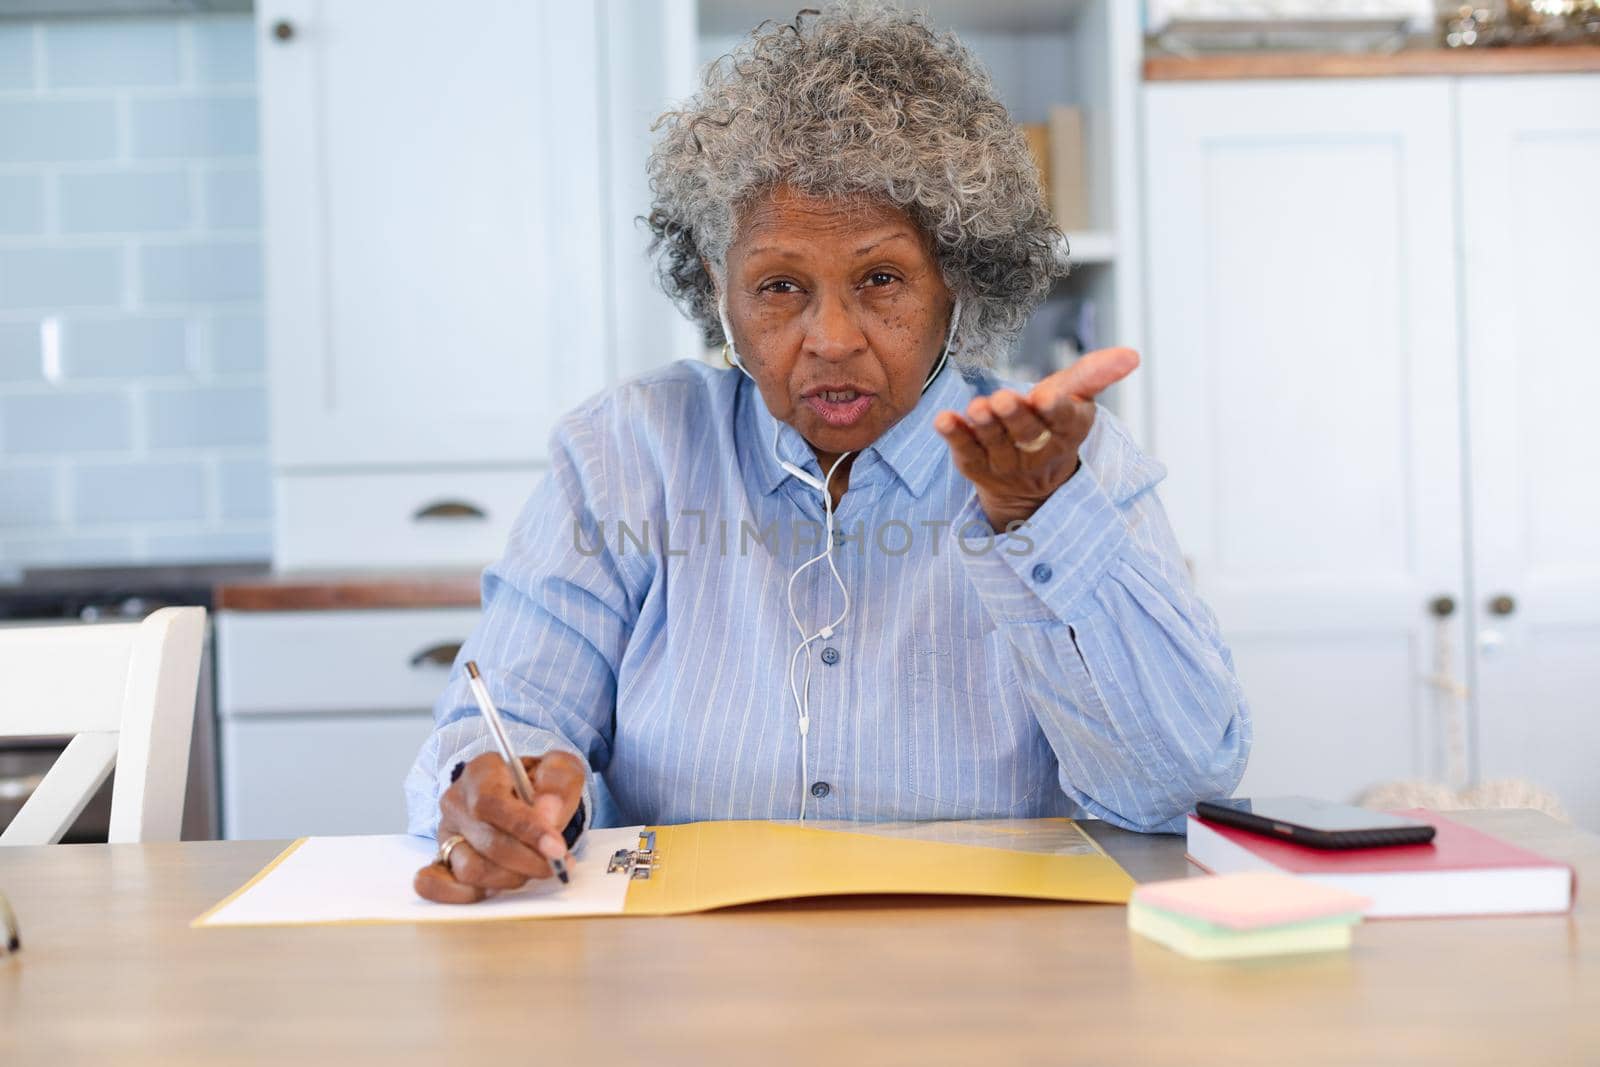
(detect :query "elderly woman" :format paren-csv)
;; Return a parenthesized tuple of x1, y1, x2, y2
(408, 6, 1249, 902)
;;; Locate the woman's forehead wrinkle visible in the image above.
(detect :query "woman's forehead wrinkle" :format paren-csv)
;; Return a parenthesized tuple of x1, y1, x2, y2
(736, 188, 913, 237)
(731, 199, 927, 266)
(736, 230, 922, 266)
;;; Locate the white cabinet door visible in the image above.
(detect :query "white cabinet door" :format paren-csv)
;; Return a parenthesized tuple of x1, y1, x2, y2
(1145, 80, 1466, 802)
(222, 713, 436, 839)
(1458, 75, 1600, 829)
(258, 1, 610, 468)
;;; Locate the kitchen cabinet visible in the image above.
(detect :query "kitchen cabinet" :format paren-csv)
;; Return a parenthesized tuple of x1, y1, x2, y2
(1456, 77, 1600, 827)
(1144, 73, 1600, 826)
(256, 1, 699, 568)
(216, 607, 478, 838)
(1145, 78, 1464, 806)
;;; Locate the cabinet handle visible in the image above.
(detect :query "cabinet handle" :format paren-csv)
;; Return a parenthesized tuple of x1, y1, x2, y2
(409, 642, 463, 669)
(1429, 595, 1456, 618)
(270, 19, 295, 42)
(1488, 594, 1516, 617)
(412, 500, 487, 522)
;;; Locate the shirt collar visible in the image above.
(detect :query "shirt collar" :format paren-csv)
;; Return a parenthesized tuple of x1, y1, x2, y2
(744, 360, 975, 499)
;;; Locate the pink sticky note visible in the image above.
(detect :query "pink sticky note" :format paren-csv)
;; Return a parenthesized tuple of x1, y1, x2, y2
(1132, 871, 1372, 930)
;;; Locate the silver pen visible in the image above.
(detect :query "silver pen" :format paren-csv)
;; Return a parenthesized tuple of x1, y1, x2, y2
(463, 660, 570, 885)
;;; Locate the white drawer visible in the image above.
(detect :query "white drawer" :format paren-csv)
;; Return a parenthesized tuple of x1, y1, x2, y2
(221, 713, 435, 839)
(217, 608, 481, 715)
(274, 468, 545, 570)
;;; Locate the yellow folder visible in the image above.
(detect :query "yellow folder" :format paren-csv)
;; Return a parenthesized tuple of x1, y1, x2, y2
(615, 818, 1133, 914)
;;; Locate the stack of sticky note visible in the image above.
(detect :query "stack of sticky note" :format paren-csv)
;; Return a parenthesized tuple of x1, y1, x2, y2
(1127, 871, 1372, 961)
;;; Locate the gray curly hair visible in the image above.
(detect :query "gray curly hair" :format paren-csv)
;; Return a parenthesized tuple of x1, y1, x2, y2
(644, 3, 1066, 367)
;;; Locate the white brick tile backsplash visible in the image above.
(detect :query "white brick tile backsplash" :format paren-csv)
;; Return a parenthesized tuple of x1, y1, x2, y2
(0, 26, 35, 91)
(73, 459, 206, 523)
(130, 95, 258, 159)
(0, 12, 270, 568)
(0, 245, 124, 310)
(0, 99, 120, 164)
(1, 390, 135, 454)
(201, 167, 260, 229)
(0, 465, 58, 527)
(209, 313, 264, 375)
(216, 457, 270, 519)
(58, 169, 193, 233)
(139, 240, 262, 303)
(0, 534, 138, 566)
(0, 174, 46, 235)
(190, 17, 257, 85)
(64, 316, 188, 379)
(0, 321, 40, 382)
(146, 383, 267, 448)
(44, 19, 182, 89)
(146, 526, 270, 563)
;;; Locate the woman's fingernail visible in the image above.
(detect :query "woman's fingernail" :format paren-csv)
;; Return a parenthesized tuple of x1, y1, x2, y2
(539, 833, 567, 860)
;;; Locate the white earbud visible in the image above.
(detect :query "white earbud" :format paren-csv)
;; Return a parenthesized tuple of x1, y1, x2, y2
(719, 292, 756, 380)
(719, 285, 962, 819)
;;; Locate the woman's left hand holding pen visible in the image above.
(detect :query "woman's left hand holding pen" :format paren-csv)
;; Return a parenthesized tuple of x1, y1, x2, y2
(413, 751, 587, 904)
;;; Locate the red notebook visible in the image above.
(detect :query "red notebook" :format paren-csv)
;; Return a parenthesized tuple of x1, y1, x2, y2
(1185, 809, 1575, 918)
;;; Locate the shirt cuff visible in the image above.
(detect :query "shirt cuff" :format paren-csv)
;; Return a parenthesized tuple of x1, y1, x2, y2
(953, 458, 1130, 625)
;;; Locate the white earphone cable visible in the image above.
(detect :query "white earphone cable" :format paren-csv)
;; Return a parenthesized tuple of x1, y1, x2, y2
(719, 287, 960, 819)
(781, 445, 851, 820)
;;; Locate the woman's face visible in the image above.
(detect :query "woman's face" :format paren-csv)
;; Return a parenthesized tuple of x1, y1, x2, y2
(719, 185, 955, 464)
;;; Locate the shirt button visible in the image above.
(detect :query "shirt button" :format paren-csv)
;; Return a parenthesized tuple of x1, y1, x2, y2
(1031, 563, 1054, 584)
(810, 781, 831, 799)
(820, 646, 840, 666)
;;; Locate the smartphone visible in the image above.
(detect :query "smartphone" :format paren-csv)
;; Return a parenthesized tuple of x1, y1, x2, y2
(1194, 796, 1437, 850)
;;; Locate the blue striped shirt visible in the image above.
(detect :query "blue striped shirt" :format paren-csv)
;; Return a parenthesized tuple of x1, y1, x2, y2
(405, 359, 1250, 838)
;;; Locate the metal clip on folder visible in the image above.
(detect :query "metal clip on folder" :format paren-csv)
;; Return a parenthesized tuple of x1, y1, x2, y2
(607, 829, 659, 880)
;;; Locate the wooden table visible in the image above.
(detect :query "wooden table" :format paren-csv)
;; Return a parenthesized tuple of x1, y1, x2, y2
(1, 809, 1595, 1065)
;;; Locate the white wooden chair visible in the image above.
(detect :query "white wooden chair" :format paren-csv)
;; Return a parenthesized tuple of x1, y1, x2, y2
(0, 606, 206, 846)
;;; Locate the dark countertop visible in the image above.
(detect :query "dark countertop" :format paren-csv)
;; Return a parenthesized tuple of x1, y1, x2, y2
(0, 562, 268, 620)
(0, 562, 482, 617)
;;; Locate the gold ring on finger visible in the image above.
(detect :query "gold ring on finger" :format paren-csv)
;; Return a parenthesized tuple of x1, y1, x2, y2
(1016, 428, 1053, 454)
(435, 833, 467, 869)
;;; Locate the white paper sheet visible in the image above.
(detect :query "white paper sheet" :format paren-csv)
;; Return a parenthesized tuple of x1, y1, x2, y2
(195, 826, 646, 927)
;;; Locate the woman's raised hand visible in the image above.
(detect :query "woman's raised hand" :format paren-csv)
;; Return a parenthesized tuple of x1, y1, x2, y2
(413, 750, 587, 904)
(934, 347, 1140, 531)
